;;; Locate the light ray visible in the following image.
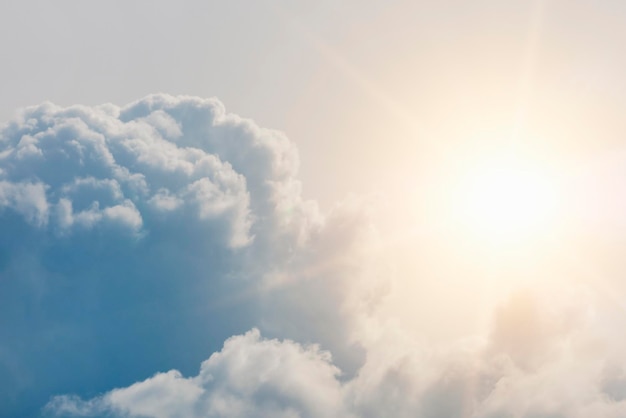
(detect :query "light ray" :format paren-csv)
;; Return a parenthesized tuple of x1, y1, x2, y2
(511, 0, 546, 144)
(265, 0, 423, 139)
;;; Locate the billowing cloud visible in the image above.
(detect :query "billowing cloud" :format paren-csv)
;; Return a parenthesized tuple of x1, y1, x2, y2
(2, 95, 626, 418)
(47, 329, 353, 418)
(45, 289, 626, 418)
(0, 94, 380, 417)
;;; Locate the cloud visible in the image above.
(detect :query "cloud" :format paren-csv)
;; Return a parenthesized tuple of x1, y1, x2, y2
(0, 94, 381, 417)
(3, 94, 626, 418)
(0, 180, 49, 226)
(43, 288, 626, 418)
(47, 329, 353, 418)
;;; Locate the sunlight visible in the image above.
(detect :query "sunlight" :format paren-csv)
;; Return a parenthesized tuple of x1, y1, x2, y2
(451, 152, 560, 245)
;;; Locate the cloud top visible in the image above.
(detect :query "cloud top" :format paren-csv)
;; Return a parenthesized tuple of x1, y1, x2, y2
(0, 94, 298, 246)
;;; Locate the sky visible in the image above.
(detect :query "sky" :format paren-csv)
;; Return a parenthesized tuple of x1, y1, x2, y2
(3, 1, 626, 417)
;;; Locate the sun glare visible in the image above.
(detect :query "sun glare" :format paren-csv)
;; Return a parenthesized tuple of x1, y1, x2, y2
(451, 153, 560, 245)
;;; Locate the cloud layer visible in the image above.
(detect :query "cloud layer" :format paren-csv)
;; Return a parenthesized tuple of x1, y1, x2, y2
(46, 290, 626, 418)
(1, 94, 626, 417)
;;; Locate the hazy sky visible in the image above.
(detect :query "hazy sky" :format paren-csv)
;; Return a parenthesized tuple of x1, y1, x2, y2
(3, 1, 626, 417)
(4, 0, 626, 206)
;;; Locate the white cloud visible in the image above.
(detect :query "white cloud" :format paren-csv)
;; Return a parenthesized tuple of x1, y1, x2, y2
(0, 94, 274, 247)
(0, 94, 381, 417)
(45, 288, 626, 418)
(3, 94, 626, 418)
(0, 180, 49, 226)
(148, 188, 183, 212)
(47, 329, 353, 418)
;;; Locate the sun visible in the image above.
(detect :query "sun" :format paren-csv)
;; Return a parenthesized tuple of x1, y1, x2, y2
(450, 152, 560, 245)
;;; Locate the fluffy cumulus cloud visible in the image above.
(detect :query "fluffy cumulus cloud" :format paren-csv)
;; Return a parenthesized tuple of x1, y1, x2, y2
(47, 329, 353, 418)
(1, 94, 626, 418)
(44, 289, 626, 418)
(0, 94, 380, 417)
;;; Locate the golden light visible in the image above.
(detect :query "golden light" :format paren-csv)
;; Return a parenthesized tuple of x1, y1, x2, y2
(449, 152, 560, 246)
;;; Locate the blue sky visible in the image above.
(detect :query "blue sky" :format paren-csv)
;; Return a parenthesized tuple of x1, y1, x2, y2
(4, 1, 626, 417)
